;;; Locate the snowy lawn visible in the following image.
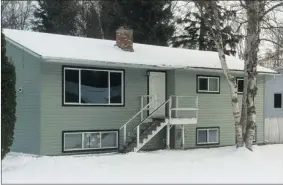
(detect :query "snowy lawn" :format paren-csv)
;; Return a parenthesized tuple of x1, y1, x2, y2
(2, 144, 283, 184)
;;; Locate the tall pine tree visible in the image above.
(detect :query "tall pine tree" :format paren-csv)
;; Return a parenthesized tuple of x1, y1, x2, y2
(173, 3, 242, 56)
(32, 0, 78, 35)
(76, 1, 103, 38)
(98, 0, 175, 46)
(1, 32, 16, 160)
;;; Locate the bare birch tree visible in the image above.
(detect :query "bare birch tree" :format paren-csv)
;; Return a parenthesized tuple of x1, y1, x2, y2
(242, 0, 283, 150)
(241, 1, 263, 150)
(195, 0, 283, 151)
(195, 1, 244, 148)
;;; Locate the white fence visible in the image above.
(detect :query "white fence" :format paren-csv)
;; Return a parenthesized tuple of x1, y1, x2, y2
(264, 118, 283, 144)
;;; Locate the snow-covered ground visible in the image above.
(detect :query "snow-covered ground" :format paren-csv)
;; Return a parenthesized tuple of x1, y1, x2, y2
(2, 144, 283, 184)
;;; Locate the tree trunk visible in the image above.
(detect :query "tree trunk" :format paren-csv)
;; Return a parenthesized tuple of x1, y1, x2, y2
(243, 1, 264, 151)
(240, 72, 248, 143)
(196, 1, 243, 147)
(199, 14, 206, 50)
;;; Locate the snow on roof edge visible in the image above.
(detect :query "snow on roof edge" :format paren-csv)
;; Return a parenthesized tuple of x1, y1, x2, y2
(3, 29, 278, 75)
(44, 56, 279, 75)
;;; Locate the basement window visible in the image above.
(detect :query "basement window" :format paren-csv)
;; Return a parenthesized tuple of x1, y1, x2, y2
(237, 78, 244, 93)
(274, 93, 282, 108)
(197, 75, 220, 93)
(196, 127, 219, 145)
(63, 130, 119, 152)
(63, 67, 124, 106)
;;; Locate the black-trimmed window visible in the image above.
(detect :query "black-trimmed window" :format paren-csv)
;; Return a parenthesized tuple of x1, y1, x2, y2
(197, 75, 220, 93)
(196, 127, 220, 145)
(237, 78, 244, 93)
(63, 67, 124, 106)
(274, 93, 282, 108)
(63, 130, 119, 152)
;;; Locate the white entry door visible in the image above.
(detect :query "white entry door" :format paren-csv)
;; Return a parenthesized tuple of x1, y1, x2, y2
(148, 71, 166, 117)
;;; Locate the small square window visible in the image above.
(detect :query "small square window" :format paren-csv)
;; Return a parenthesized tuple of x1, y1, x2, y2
(197, 128, 219, 145)
(208, 129, 218, 143)
(199, 78, 208, 91)
(197, 76, 220, 93)
(64, 133, 82, 150)
(84, 132, 100, 149)
(237, 78, 244, 93)
(274, 93, 282, 108)
(101, 132, 118, 148)
(197, 130, 207, 143)
(209, 78, 219, 92)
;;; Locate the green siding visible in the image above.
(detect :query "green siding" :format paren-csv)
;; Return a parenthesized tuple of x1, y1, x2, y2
(40, 63, 169, 155)
(172, 70, 265, 148)
(5, 41, 41, 154)
(6, 38, 266, 155)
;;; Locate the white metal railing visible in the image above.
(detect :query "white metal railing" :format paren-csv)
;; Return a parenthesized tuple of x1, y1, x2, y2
(134, 98, 171, 149)
(169, 95, 198, 121)
(140, 95, 157, 121)
(120, 95, 157, 144)
(120, 95, 199, 149)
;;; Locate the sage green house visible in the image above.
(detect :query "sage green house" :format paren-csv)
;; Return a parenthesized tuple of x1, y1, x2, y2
(3, 28, 277, 156)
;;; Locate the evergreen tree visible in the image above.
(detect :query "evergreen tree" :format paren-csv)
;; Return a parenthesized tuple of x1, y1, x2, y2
(76, 1, 103, 38)
(99, 0, 175, 46)
(173, 3, 242, 56)
(1, 32, 16, 160)
(32, 0, 78, 35)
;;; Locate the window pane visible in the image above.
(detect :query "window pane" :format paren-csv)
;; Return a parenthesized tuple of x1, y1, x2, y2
(209, 78, 219, 92)
(208, 129, 218, 143)
(64, 133, 82, 150)
(84, 133, 100, 149)
(199, 78, 208, 91)
(237, 79, 244, 93)
(197, 130, 207, 143)
(110, 72, 122, 104)
(274, 93, 282, 108)
(101, 132, 118, 148)
(65, 70, 79, 103)
(81, 70, 109, 104)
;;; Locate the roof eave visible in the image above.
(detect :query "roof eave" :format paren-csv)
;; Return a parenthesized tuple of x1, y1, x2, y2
(42, 56, 174, 70)
(43, 56, 279, 75)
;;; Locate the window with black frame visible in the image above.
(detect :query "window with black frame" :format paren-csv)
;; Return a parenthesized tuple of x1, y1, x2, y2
(63, 67, 124, 106)
(274, 93, 282, 108)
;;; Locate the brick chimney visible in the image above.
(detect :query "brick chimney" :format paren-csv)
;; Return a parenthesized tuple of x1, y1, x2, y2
(116, 26, 134, 52)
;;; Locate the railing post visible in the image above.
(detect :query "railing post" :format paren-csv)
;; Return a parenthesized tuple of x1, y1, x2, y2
(169, 96, 172, 121)
(141, 96, 143, 121)
(181, 125, 185, 149)
(166, 124, 170, 149)
(124, 125, 127, 144)
(176, 96, 179, 118)
(167, 97, 171, 149)
(137, 125, 140, 148)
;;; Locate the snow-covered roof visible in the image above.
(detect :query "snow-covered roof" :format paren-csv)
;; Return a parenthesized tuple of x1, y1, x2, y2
(3, 29, 277, 74)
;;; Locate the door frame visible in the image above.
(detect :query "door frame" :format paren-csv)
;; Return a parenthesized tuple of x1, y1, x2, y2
(146, 70, 168, 149)
(146, 70, 168, 117)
